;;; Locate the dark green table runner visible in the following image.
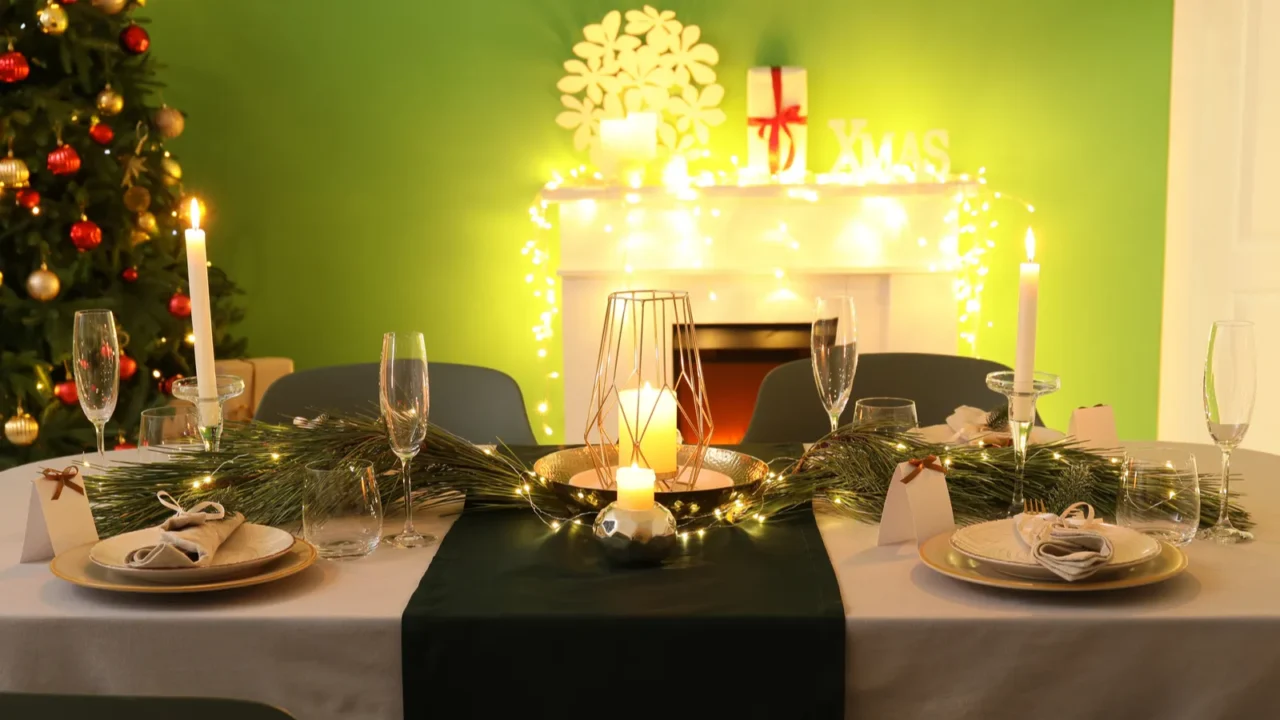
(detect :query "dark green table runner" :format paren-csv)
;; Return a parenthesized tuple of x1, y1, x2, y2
(401, 445, 845, 719)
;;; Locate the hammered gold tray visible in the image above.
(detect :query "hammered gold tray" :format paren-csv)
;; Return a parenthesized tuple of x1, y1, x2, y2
(918, 531, 1188, 592)
(533, 445, 769, 521)
(50, 536, 317, 594)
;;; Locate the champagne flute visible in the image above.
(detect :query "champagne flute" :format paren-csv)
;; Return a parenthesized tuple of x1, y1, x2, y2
(811, 296, 858, 434)
(380, 331, 435, 549)
(1200, 320, 1256, 544)
(72, 310, 120, 458)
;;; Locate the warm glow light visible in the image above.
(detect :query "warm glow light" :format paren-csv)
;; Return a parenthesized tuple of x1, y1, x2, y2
(189, 198, 201, 230)
(1024, 227, 1036, 262)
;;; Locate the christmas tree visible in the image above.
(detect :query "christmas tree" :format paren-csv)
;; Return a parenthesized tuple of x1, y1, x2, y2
(0, 0, 245, 469)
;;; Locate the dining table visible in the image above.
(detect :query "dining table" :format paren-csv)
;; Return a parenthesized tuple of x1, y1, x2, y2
(2, 440, 1279, 720)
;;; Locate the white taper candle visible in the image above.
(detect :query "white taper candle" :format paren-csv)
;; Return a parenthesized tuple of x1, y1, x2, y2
(184, 198, 220, 427)
(1013, 228, 1039, 422)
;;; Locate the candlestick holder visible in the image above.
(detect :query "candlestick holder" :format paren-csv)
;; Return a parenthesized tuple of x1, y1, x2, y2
(985, 371, 1060, 517)
(593, 501, 678, 567)
(172, 374, 245, 452)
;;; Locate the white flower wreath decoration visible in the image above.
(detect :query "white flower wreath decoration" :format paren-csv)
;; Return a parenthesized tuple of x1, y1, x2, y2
(556, 6, 725, 157)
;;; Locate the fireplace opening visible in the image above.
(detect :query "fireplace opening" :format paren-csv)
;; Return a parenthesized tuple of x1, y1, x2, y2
(673, 323, 810, 445)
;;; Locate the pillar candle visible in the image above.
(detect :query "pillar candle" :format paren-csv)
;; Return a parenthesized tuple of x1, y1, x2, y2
(615, 463, 656, 512)
(1013, 228, 1039, 422)
(184, 199, 220, 427)
(617, 383, 678, 474)
(599, 112, 657, 184)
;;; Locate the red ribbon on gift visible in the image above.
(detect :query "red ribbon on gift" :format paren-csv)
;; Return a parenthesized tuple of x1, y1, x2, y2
(748, 67, 807, 174)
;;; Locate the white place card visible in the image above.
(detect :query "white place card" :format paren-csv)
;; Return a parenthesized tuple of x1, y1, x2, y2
(878, 458, 955, 546)
(20, 465, 99, 563)
(1068, 405, 1119, 451)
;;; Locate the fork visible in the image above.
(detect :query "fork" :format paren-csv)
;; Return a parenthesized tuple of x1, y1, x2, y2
(1025, 498, 1047, 515)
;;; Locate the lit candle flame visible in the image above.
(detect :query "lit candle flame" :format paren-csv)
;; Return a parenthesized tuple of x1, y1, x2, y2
(1024, 227, 1036, 262)
(190, 198, 201, 231)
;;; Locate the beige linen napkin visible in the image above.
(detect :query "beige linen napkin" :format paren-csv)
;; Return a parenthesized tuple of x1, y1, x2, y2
(1014, 502, 1114, 582)
(125, 491, 246, 568)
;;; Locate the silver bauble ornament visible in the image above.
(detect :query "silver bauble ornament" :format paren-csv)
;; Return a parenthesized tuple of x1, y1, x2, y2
(26, 264, 60, 302)
(0, 152, 30, 188)
(96, 86, 124, 116)
(39, 3, 69, 35)
(154, 106, 184, 139)
(161, 156, 182, 186)
(91, 0, 127, 14)
(136, 210, 157, 234)
(4, 409, 39, 446)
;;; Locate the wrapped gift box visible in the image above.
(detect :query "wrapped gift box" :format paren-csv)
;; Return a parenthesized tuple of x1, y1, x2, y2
(212, 357, 295, 421)
(747, 66, 808, 182)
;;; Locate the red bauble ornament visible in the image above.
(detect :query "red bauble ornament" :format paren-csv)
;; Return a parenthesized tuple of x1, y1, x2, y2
(16, 189, 39, 209)
(54, 380, 79, 406)
(168, 291, 192, 318)
(120, 24, 150, 54)
(114, 441, 137, 450)
(119, 354, 138, 381)
(70, 219, 102, 252)
(121, 266, 139, 283)
(0, 50, 30, 83)
(89, 122, 114, 145)
(159, 373, 184, 395)
(47, 144, 81, 175)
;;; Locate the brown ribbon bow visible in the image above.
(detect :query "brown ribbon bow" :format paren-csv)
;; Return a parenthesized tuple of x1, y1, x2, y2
(902, 455, 946, 485)
(40, 466, 84, 500)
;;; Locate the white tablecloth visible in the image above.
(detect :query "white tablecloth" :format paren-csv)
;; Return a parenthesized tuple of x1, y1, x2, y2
(2, 442, 1279, 720)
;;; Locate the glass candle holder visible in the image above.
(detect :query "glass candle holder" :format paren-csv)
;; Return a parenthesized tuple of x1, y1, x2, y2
(985, 370, 1060, 516)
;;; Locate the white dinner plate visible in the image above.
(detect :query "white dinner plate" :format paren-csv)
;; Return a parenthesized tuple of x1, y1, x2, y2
(89, 523, 296, 584)
(950, 518, 1162, 580)
(915, 424, 1067, 446)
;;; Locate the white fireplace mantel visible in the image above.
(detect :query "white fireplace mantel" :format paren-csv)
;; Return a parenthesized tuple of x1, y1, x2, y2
(546, 180, 974, 440)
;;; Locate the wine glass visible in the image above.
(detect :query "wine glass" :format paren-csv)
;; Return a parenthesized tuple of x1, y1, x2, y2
(72, 310, 120, 458)
(811, 296, 858, 434)
(1200, 320, 1256, 544)
(380, 331, 435, 549)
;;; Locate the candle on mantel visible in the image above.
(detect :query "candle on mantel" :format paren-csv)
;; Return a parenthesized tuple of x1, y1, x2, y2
(184, 198, 220, 427)
(615, 463, 656, 511)
(1013, 227, 1039, 422)
(599, 112, 657, 185)
(617, 382, 678, 475)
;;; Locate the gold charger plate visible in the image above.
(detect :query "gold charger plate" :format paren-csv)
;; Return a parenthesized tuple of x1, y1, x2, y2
(50, 536, 317, 594)
(918, 531, 1188, 592)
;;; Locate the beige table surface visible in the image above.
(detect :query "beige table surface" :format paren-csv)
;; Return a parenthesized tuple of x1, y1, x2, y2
(1, 442, 1277, 720)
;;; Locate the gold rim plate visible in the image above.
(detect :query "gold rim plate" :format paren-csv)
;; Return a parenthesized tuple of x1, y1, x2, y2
(918, 531, 1188, 592)
(51, 537, 318, 594)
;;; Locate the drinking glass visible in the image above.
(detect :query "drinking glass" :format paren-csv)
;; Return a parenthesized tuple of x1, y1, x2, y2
(303, 460, 383, 560)
(138, 406, 202, 462)
(1117, 453, 1201, 547)
(1201, 320, 1256, 543)
(811, 296, 858, 434)
(380, 331, 435, 549)
(853, 397, 918, 433)
(72, 309, 120, 457)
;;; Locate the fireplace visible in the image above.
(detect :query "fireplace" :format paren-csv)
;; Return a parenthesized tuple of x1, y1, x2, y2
(673, 323, 810, 444)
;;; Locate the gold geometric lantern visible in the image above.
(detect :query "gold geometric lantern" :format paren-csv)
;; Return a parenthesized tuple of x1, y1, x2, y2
(585, 290, 713, 489)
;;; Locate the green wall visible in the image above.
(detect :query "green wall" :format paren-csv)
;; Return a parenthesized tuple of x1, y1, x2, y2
(149, 0, 1171, 440)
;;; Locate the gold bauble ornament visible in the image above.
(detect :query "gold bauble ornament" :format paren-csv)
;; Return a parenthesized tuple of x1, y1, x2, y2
(0, 269, 4, 288)
(96, 86, 124, 116)
(154, 106, 185, 139)
(161, 156, 182, 186)
(38, 3, 69, 35)
(130, 230, 150, 247)
(123, 185, 151, 212)
(26, 263, 60, 302)
(91, 0, 127, 14)
(4, 408, 39, 446)
(0, 152, 31, 188)
(136, 210, 157, 234)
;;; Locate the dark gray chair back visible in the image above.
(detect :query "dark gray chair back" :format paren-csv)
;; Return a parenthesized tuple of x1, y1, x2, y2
(0, 694, 295, 719)
(255, 362, 536, 444)
(742, 353, 1015, 443)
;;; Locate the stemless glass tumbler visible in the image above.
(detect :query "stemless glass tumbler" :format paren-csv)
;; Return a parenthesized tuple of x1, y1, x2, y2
(303, 460, 383, 560)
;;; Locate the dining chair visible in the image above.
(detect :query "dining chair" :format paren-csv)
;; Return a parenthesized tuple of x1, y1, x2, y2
(0, 693, 295, 719)
(741, 353, 1018, 443)
(255, 362, 537, 444)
